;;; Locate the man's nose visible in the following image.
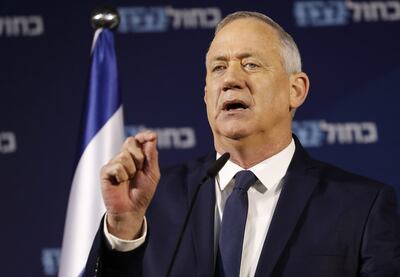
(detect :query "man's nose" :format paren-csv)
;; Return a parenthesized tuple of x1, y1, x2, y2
(222, 63, 245, 92)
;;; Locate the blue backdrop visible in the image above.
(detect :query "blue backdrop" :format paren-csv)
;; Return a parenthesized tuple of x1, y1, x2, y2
(1, 0, 399, 275)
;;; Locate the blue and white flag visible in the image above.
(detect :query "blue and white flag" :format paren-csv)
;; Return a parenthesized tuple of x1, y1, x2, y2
(58, 28, 124, 277)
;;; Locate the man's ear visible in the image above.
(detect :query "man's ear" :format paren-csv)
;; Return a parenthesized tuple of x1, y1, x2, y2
(289, 72, 310, 110)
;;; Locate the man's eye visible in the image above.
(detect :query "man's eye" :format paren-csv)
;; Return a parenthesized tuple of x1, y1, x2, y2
(212, 65, 226, 72)
(244, 63, 259, 70)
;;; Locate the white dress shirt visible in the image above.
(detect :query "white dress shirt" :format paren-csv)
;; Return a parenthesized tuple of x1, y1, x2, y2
(215, 139, 295, 276)
(104, 139, 295, 277)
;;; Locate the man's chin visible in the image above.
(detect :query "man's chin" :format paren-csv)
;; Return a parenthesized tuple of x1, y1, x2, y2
(218, 127, 252, 141)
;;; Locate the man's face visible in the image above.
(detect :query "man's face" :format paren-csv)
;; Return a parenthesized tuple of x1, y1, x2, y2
(205, 18, 295, 145)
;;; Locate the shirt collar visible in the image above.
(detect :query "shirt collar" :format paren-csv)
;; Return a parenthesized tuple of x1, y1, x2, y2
(216, 139, 295, 191)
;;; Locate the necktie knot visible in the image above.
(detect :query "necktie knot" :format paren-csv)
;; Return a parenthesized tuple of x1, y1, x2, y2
(234, 170, 257, 192)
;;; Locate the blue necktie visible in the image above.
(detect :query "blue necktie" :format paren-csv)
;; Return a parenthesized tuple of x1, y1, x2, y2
(216, 170, 257, 277)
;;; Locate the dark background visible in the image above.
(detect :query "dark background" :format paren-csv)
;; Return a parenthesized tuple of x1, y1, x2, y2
(1, 0, 399, 275)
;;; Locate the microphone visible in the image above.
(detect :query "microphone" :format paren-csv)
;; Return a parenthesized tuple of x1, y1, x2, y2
(206, 152, 230, 179)
(166, 152, 230, 277)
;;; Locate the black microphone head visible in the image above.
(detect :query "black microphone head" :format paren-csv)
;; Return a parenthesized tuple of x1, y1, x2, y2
(206, 152, 230, 178)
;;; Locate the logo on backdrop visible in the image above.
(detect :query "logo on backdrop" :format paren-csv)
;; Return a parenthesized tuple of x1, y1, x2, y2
(125, 125, 196, 149)
(292, 120, 378, 147)
(0, 131, 17, 153)
(0, 15, 44, 37)
(41, 248, 60, 276)
(117, 6, 221, 33)
(293, 0, 400, 27)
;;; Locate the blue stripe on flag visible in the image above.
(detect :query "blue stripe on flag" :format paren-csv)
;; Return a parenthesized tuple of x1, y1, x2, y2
(81, 29, 121, 155)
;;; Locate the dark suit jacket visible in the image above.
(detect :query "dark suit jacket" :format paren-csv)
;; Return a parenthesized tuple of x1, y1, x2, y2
(84, 137, 400, 277)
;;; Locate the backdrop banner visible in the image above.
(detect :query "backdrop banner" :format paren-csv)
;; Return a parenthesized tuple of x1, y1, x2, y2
(0, 1, 399, 276)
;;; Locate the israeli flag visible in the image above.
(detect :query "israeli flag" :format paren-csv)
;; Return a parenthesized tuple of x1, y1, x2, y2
(58, 28, 124, 277)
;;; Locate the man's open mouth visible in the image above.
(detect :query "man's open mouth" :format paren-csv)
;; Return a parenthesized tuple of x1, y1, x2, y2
(222, 100, 249, 111)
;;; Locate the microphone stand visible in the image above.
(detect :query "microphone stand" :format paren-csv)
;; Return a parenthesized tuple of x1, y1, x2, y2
(165, 153, 230, 277)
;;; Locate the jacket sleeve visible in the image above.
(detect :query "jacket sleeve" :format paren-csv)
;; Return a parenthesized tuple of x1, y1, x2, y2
(83, 217, 146, 277)
(360, 185, 400, 276)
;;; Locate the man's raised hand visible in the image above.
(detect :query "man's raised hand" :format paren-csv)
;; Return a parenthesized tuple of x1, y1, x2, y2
(100, 131, 160, 240)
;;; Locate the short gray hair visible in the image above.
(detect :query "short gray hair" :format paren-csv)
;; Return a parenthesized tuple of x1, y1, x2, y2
(215, 11, 302, 74)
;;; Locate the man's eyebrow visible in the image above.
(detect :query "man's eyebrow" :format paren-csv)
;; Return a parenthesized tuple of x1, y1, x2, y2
(209, 55, 228, 62)
(237, 53, 254, 59)
(209, 52, 257, 62)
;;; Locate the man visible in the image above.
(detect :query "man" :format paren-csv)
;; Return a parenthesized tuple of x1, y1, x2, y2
(84, 11, 400, 277)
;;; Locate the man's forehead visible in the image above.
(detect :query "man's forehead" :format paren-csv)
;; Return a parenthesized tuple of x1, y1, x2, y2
(214, 17, 278, 40)
(206, 19, 280, 62)
(211, 19, 277, 44)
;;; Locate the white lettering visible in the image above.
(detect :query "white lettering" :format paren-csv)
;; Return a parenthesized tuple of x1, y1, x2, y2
(387, 1, 400, 20)
(117, 6, 221, 33)
(41, 248, 60, 276)
(0, 15, 44, 37)
(124, 125, 196, 149)
(165, 6, 221, 29)
(346, 0, 400, 22)
(319, 121, 378, 144)
(360, 122, 379, 143)
(165, 7, 221, 29)
(0, 132, 17, 153)
(155, 127, 196, 149)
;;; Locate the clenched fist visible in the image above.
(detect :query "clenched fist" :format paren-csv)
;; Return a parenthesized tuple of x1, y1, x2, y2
(101, 131, 160, 240)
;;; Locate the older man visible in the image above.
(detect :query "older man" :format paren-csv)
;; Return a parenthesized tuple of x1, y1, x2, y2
(84, 11, 400, 277)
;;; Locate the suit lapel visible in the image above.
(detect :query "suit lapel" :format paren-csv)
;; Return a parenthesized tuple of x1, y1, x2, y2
(183, 137, 320, 276)
(187, 152, 216, 277)
(255, 136, 320, 277)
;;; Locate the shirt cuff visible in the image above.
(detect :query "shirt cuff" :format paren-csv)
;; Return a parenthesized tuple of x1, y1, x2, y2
(103, 214, 147, 252)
